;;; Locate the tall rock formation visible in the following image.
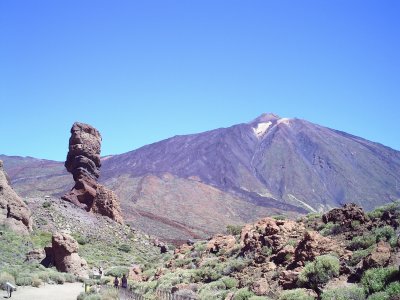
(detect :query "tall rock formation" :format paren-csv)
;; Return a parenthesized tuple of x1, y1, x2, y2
(0, 160, 32, 234)
(62, 122, 123, 224)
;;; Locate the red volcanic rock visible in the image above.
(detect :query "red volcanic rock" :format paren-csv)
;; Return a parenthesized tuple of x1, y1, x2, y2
(62, 122, 123, 223)
(322, 203, 368, 226)
(207, 234, 236, 254)
(240, 217, 304, 255)
(362, 240, 391, 269)
(0, 160, 32, 234)
(293, 231, 351, 266)
(49, 232, 88, 277)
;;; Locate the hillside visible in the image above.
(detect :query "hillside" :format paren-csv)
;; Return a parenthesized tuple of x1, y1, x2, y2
(2, 113, 400, 241)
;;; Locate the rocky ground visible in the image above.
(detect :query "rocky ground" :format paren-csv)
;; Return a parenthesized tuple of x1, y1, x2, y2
(128, 202, 400, 300)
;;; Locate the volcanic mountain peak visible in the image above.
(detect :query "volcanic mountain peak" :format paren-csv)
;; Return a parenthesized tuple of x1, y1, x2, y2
(250, 112, 281, 124)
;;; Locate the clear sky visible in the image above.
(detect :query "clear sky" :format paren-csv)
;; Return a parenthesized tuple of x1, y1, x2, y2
(1, 1, 399, 161)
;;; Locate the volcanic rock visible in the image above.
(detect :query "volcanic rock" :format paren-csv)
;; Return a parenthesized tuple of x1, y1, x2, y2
(207, 234, 236, 254)
(251, 278, 270, 296)
(362, 240, 391, 269)
(322, 203, 368, 226)
(240, 217, 304, 255)
(46, 232, 89, 277)
(0, 160, 32, 234)
(293, 231, 351, 267)
(62, 122, 123, 223)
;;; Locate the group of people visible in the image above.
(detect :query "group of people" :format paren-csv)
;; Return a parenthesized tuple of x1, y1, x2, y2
(114, 274, 128, 289)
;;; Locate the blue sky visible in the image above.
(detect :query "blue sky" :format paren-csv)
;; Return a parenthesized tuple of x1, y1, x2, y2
(1, 1, 399, 161)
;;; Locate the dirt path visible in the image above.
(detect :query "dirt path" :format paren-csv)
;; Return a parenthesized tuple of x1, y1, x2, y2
(2, 282, 83, 300)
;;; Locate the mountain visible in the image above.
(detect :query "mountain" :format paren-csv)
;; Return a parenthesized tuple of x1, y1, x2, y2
(2, 113, 400, 241)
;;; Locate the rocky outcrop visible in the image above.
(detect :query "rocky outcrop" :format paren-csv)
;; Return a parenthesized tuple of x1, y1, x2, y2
(362, 240, 391, 269)
(45, 232, 88, 277)
(322, 203, 368, 226)
(207, 234, 236, 254)
(62, 122, 123, 223)
(240, 217, 304, 255)
(293, 231, 352, 267)
(0, 160, 32, 234)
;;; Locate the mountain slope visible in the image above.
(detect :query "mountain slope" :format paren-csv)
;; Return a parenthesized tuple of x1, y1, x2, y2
(101, 113, 400, 212)
(2, 113, 400, 241)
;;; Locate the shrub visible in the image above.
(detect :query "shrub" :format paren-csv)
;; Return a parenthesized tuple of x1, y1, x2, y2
(105, 266, 129, 278)
(221, 276, 238, 289)
(319, 222, 341, 236)
(368, 202, 400, 219)
(367, 291, 390, 300)
(118, 244, 131, 253)
(31, 276, 42, 287)
(227, 224, 243, 236)
(385, 281, 400, 297)
(195, 267, 222, 283)
(373, 226, 396, 243)
(261, 246, 273, 257)
(298, 255, 340, 289)
(249, 296, 273, 300)
(49, 272, 65, 284)
(361, 267, 398, 294)
(64, 273, 76, 283)
(16, 275, 32, 286)
(348, 248, 373, 266)
(42, 201, 51, 208)
(221, 258, 251, 275)
(348, 235, 376, 251)
(233, 287, 255, 300)
(279, 288, 315, 300)
(0, 272, 15, 287)
(321, 285, 365, 300)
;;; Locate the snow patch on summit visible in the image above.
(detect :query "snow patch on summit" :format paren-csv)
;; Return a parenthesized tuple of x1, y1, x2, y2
(253, 121, 272, 138)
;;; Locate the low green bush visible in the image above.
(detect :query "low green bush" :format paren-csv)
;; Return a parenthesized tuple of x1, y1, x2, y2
(361, 267, 398, 294)
(385, 281, 400, 297)
(49, 272, 65, 284)
(233, 287, 255, 300)
(348, 235, 376, 251)
(367, 291, 390, 300)
(118, 244, 131, 253)
(64, 273, 76, 283)
(374, 226, 396, 243)
(105, 266, 129, 278)
(348, 248, 374, 266)
(298, 255, 340, 289)
(319, 222, 341, 236)
(248, 296, 273, 300)
(279, 288, 315, 300)
(321, 285, 365, 300)
(221, 276, 238, 289)
(42, 201, 51, 208)
(16, 275, 32, 286)
(227, 224, 243, 236)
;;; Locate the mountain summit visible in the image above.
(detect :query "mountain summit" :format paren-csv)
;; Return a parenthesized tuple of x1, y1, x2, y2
(2, 114, 400, 241)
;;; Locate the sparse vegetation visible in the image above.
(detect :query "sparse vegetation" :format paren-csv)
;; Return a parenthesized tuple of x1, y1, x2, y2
(298, 255, 340, 289)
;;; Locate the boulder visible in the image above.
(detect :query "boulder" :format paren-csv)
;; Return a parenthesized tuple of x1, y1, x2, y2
(207, 234, 236, 254)
(279, 270, 300, 289)
(240, 217, 304, 258)
(62, 122, 123, 224)
(0, 160, 32, 234)
(322, 203, 368, 226)
(293, 231, 351, 266)
(46, 232, 88, 277)
(362, 241, 391, 269)
(251, 278, 270, 296)
(128, 264, 143, 282)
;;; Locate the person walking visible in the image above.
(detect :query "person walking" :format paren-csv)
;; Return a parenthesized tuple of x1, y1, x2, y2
(121, 274, 128, 289)
(6, 282, 15, 298)
(113, 276, 119, 289)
